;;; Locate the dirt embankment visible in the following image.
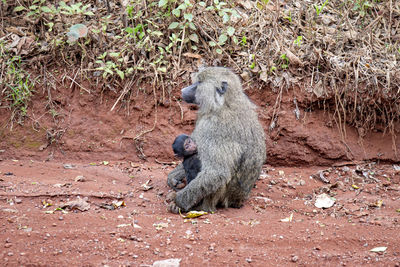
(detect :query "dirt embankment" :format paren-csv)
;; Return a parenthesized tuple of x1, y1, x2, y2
(0, 81, 398, 166)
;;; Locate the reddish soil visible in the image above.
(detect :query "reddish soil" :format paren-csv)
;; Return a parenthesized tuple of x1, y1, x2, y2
(0, 80, 400, 266)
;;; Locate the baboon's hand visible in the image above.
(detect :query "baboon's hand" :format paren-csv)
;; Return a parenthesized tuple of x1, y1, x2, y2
(165, 191, 177, 204)
(165, 191, 182, 214)
(167, 164, 186, 191)
(167, 202, 180, 214)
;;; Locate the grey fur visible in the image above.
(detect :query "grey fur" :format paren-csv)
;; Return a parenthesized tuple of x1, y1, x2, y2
(167, 67, 266, 212)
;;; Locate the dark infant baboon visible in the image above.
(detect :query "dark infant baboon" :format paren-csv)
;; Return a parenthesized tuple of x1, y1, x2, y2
(172, 134, 202, 186)
(167, 67, 266, 213)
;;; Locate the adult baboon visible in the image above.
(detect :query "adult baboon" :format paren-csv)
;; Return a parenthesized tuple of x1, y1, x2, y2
(167, 67, 266, 213)
(172, 134, 201, 185)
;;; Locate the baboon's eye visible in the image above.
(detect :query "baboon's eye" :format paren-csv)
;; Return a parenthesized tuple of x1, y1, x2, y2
(216, 81, 228, 95)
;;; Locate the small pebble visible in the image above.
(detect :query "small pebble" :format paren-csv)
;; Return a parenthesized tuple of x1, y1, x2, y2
(291, 255, 299, 262)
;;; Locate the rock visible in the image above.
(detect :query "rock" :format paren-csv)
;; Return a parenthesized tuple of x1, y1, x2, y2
(60, 197, 90, 212)
(152, 258, 181, 267)
(75, 175, 86, 182)
(315, 193, 335, 209)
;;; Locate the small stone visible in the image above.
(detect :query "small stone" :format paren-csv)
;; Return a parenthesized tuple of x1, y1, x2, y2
(152, 258, 181, 267)
(4, 243, 12, 248)
(209, 243, 216, 251)
(298, 180, 306, 186)
(14, 198, 22, 204)
(291, 255, 299, 262)
(8, 252, 13, 256)
(246, 258, 252, 263)
(59, 216, 63, 221)
(75, 175, 86, 182)
(185, 244, 192, 250)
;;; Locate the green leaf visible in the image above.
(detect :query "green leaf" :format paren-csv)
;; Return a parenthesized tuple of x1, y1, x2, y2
(26, 11, 36, 17)
(158, 0, 168, 8)
(218, 34, 228, 45)
(45, 22, 54, 31)
(222, 13, 229, 23)
(125, 27, 134, 34)
(199, 2, 206, 7)
(184, 13, 193, 22)
(216, 48, 223, 54)
(227, 26, 235, 36)
(151, 31, 163, 37)
(232, 36, 238, 45)
(116, 69, 124, 80)
(189, 33, 199, 43)
(177, 3, 186, 10)
(13, 6, 26, 12)
(172, 8, 180, 17)
(84, 11, 95, 16)
(97, 52, 107, 59)
(109, 52, 120, 58)
(209, 41, 216, 47)
(157, 67, 167, 73)
(189, 22, 196, 30)
(41, 6, 52, 13)
(168, 22, 180, 29)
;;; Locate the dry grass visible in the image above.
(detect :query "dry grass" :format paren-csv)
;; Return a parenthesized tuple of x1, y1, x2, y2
(0, 0, 399, 134)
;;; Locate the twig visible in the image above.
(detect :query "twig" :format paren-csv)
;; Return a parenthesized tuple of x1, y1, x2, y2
(66, 73, 91, 94)
(155, 159, 177, 165)
(110, 76, 135, 111)
(174, 96, 184, 123)
(177, 26, 186, 70)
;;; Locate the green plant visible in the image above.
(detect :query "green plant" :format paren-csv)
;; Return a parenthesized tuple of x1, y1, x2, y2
(294, 36, 303, 46)
(352, 0, 373, 17)
(95, 52, 126, 80)
(240, 36, 247, 47)
(283, 11, 292, 23)
(58, 1, 94, 16)
(13, 0, 56, 20)
(315, 0, 329, 16)
(0, 49, 35, 122)
(280, 53, 289, 69)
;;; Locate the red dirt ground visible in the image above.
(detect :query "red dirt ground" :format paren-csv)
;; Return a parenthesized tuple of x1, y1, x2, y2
(1, 79, 399, 266)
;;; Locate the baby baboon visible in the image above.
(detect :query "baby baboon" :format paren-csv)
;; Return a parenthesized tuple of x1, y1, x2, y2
(167, 67, 266, 213)
(172, 134, 201, 185)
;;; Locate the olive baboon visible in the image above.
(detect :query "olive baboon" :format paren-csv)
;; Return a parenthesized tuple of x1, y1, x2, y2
(172, 134, 201, 186)
(167, 67, 266, 213)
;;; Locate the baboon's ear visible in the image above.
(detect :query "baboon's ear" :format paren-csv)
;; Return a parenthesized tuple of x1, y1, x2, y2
(216, 81, 228, 95)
